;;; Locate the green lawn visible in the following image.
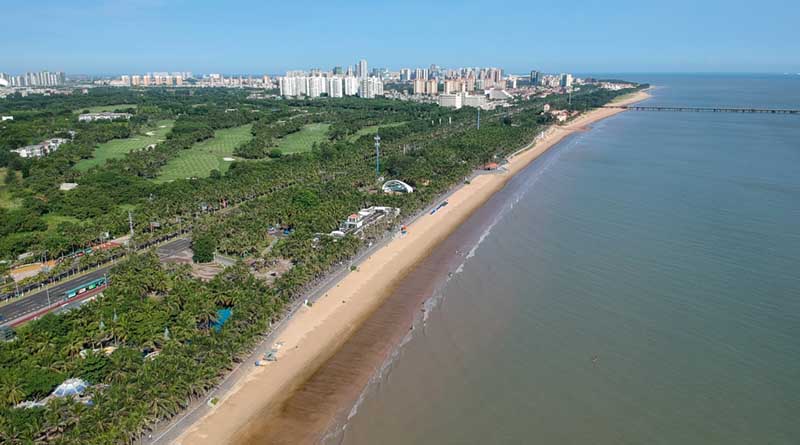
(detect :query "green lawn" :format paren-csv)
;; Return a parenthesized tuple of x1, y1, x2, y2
(274, 123, 331, 154)
(154, 124, 253, 182)
(42, 214, 80, 230)
(77, 104, 138, 113)
(0, 168, 22, 209)
(74, 120, 175, 172)
(347, 122, 407, 142)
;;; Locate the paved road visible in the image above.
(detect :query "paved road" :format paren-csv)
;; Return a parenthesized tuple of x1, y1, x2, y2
(156, 238, 192, 258)
(0, 238, 191, 326)
(0, 268, 110, 323)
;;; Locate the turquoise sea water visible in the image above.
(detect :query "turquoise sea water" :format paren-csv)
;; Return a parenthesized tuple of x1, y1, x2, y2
(339, 74, 800, 444)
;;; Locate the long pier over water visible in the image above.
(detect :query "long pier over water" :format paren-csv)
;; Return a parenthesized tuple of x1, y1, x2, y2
(603, 105, 800, 114)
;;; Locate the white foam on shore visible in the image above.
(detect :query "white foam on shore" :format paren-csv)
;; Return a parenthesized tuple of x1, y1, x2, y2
(325, 129, 583, 444)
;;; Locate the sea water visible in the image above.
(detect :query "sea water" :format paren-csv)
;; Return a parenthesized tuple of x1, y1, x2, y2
(339, 74, 800, 445)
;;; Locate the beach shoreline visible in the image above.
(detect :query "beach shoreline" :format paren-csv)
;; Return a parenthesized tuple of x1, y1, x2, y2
(168, 90, 651, 445)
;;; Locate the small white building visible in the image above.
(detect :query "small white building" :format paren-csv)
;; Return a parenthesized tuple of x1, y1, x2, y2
(382, 179, 414, 194)
(438, 93, 462, 109)
(1, 115, 13, 121)
(12, 138, 67, 158)
(486, 88, 514, 100)
(340, 206, 400, 234)
(78, 112, 132, 122)
(462, 94, 487, 108)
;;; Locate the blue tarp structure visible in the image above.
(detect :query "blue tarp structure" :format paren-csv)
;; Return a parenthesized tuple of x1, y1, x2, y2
(212, 308, 232, 332)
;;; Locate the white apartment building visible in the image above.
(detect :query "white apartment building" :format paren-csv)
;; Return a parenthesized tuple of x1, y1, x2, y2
(344, 76, 360, 96)
(279, 76, 298, 96)
(280, 74, 378, 98)
(358, 59, 368, 79)
(328, 77, 343, 98)
(12, 138, 68, 158)
(307, 76, 327, 98)
(358, 78, 384, 98)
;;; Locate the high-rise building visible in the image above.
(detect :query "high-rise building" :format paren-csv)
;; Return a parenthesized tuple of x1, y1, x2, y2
(426, 79, 438, 95)
(333, 66, 344, 75)
(328, 77, 343, 97)
(530, 70, 541, 86)
(444, 79, 466, 94)
(357, 59, 368, 79)
(413, 78, 426, 95)
(400, 68, 411, 81)
(4, 70, 66, 87)
(358, 77, 384, 98)
(307, 76, 327, 97)
(465, 74, 475, 92)
(559, 73, 573, 88)
(343, 76, 359, 96)
(279, 76, 300, 96)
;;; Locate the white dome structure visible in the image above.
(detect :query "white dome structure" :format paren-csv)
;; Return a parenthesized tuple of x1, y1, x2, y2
(382, 179, 414, 194)
(52, 378, 89, 398)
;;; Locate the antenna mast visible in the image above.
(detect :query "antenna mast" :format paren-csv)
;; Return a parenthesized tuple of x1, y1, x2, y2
(374, 133, 381, 177)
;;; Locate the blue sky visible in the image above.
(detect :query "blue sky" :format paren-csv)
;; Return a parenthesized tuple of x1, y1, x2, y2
(3, 0, 799, 75)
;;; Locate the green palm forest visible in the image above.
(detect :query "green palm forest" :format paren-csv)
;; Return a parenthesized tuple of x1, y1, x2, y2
(0, 83, 643, 443)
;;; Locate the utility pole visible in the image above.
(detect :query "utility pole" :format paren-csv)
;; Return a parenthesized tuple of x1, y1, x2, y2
(374, 133, 381, 178)
(127, 211, 136, 253)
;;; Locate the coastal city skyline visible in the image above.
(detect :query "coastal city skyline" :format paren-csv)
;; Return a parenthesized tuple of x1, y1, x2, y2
(3, 0, 799, 74)
(1, 2, 798, 444)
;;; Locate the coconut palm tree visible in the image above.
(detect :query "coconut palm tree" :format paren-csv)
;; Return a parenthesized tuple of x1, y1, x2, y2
(0, 374, 26, 406)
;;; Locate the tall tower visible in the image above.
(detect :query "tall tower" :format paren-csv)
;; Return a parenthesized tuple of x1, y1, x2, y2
(530, 70, 540, 86)
(358, 59, 368, 79)
(374, 134, 381, 177)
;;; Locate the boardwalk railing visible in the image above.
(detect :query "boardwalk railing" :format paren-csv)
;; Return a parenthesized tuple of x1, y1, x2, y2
(603, 105, 800, 114)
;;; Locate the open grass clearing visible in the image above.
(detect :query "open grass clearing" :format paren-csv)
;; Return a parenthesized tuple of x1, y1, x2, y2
(0, 168, 22, 209)
(274, 123, 330, 154)
(42, 214, 80, 230)
(154, 124, 253, 182)
(76, 104, 138, 113)
(347, 121, 407, 142)
(74, 120, 175, 171)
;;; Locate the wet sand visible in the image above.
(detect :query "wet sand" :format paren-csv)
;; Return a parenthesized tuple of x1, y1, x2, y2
(173, 90, 651, 445)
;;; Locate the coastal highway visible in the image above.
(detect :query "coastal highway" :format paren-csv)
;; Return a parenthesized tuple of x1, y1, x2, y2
(0, 268, 110, 323)
(0, 238, 191, 326)
(147, 174, 485, 444)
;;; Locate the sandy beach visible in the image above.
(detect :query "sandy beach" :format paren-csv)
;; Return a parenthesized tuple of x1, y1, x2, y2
(171, 90, 651, 445)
